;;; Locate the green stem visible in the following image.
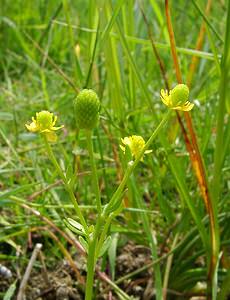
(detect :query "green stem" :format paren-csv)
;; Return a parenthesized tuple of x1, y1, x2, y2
(85, 216, 103, 300)
(95, 214, 113, 258)
(105, 109, 171, 215)
(85, 239, 96, 300)
(43, 136, 88, 234)
(86, 130, 102, 214)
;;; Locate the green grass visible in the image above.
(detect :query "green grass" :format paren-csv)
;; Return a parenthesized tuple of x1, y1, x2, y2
(0, 1, 229, 299)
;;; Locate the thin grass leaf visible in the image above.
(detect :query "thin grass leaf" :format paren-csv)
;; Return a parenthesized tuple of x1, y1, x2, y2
(3, 280, 17, 300)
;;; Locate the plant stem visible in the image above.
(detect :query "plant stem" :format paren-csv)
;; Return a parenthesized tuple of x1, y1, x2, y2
(85, 239, 96, 300)
(86, 130, 102, 214)
(95, 214, 113, 258)
(43, 136, 88, 234)
(85, 216, 103, 300)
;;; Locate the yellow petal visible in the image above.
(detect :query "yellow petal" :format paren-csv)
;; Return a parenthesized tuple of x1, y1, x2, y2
(120, 145, 125, 152)
(182, 102, 194, 111)
(173, 101, 194, 111)
(160, 89, 170, 106)
(123, 137, 131, 146)
(51, 125, 64, 131)
(25, 122, 38, 133)
(145, 150, 153, 154)
(160, 89, 167, 98)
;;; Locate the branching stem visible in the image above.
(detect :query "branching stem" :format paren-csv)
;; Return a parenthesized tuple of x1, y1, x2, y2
(43, 136, 88, 234)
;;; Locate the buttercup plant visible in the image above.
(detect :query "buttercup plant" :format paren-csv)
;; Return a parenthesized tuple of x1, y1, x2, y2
(25, 85, 193, 300)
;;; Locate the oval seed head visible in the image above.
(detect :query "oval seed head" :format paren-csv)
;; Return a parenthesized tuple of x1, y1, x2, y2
(170, 84, 189, 106)
(74, 89, 100, 130)
(36, 111, 54, 131)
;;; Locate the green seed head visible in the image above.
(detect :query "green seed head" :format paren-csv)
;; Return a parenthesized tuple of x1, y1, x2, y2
(36, 111, 54, 131)
(170, 84, 189, 106)
(74, 89, 100, 130)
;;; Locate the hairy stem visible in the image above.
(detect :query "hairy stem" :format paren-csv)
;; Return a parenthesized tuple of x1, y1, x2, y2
(85, 238, 96, 300)
(85, 216, 103, 300)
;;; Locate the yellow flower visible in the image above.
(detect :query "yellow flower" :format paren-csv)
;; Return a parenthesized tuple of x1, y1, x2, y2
(25, 111, 64, 142)
(160, 84, 194, 111)
(120, 135, 152, 161)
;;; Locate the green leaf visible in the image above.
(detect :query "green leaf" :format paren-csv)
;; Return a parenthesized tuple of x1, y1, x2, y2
(67, 218, 84, 232)
(108, 233, 119, 280)
(64, 218, 86, 236)
(98, 236, 112, 257)
(105, 189, 126, 215)
(3, 280, 17, 300)
(79, 236, 88, 254)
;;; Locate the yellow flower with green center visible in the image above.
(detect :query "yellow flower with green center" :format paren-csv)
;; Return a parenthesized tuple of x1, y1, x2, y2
(160, 84, 194, 111)
(120, 135, 152, 161)
(25, 110, 64, 142)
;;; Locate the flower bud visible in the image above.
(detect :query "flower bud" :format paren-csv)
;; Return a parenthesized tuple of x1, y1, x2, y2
(74, 89, 100, 130)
